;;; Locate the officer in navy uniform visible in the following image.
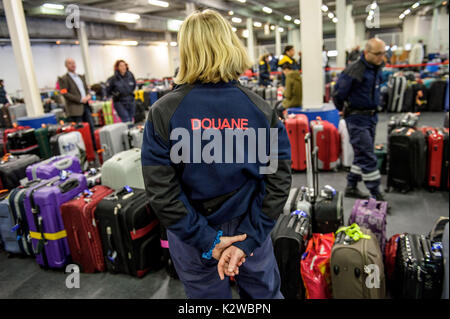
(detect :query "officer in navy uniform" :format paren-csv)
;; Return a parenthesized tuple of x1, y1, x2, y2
(333, 38, 387, 201)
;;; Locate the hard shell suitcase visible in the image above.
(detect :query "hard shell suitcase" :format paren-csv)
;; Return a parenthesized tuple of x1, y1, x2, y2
(25, 173, 88, 269)
(7, 104, 27, 123)
(440, 129, 449, 190)
(310, 118, 340, 171)
(101, 148, 145, 190)
(385, 233, 404, 284)
(421, 128, 444, 189)
(348, 197, 388, 252)
(99, 123, 128, 162)
(6, 128, 40, 156)
(73, 122, 95, 162)
(428, 80, 447, 112)
(122, 126, 144, 150)
(95, 187, 163, 277)
(60, 185, 114, 273)
(34, 126, 52, 160)
(26, 155, 82, 181)
(285, 114, 309, 171)
(388, 76, 407, 112)
(338, 119, 353, 169)
(0, 154, 40, 190)
(2, 125, 30, 154)
(331, 226, 386, 299)
(95, 129, 103, 164)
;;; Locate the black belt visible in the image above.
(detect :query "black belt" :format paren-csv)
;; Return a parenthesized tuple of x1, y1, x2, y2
(345, 108, 377, 117)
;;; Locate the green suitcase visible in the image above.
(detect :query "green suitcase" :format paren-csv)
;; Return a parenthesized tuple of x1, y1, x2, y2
(375, 144, 387, 175)
(102, 101, 114, 125)
(34, 126, 52, 159)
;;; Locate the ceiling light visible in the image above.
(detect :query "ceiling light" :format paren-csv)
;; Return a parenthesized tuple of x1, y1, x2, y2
(42, 3, 64, 10)
(367, 15, 373, 21)
(237, 0, 246, 3)
(56, 40, 61, 45)
(370, 2, 378, 10)
(328, 12, 334, 19)
(443, 1, 448, 5)
(284, 15, 292, 21)
(294, 19, 301, 25)
(332, 17, 338, 23)
(228, 11, 234, 16)
(242, 30, 249, 38)
(321, 5, 328, 12)
(369, 10, 375, 16)
(115, 12, 141, 23)
(404, 9, 411, 15)
(75, 41, 79, 45)
(412, 2, 420, 9)
(278, 27, 284, 32)
(327, 50, 338, 57)
(405, 43, 412, 50)
(270, 25, 275, 30)
(232, 27, 237, 32)
(231, 17, 242, 23)
(391, 45, 398, 51)
(170, 42, 177, 47)
(121, 41, 139, 46)
(399, 13, 405, 19)
(262, 7, 273, 14)
(148, 0, 169, 7)
(253, 21, 262, 27)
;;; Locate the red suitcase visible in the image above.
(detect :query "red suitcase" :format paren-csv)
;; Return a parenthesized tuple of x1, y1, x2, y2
(421, 127, 444, 189)
(60, 185, 114, 273)
(310, 117, 340, 171)
(285, 114, 309, 171)
(73, 122, 95, 162)
(94, 128, 103, 164)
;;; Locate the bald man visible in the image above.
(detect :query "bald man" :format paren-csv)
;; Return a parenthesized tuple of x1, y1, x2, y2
(333, 38, 387, 202)
(58, 58, 96, 147)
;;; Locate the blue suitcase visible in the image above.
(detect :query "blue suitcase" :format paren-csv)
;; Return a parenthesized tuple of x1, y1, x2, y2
(0, 196, 23, 255)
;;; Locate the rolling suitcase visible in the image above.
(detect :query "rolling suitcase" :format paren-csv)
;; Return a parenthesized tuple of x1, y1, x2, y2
(3, 125, 31, 154)
(52, 131, 87, 169)
(26, 155, 82, 181)
(25, 173, 88, 269)
(0, 154, 40, 190)
(84, 168, 102, 188)
(0, 197, 23, 255)
(348, 198, 388, 252)
(331, 225, 386, 299)
(34, 126, 52, 160)
(387, 127, 427, 193)
(95, 187, 163, 277)
(6, 128, 40, 156)
(310, 118, 340, 171)
(122, 126, 144, 150)
(265, 87, 277, 108)
(1, 104, 13, 128)
(385, 233, 404, 284)
(95, 129, 103, 164)
(99, 123, 128, 162)
(388, 76, 407, 112)
(338, 119, 353, 169)
(285, 114, 309, 171)
(421, 128, 444, 190)
(101, 148, 145, 190)
(428, 80, 447, 112)
(73, 122, 95, 163)
(440, 129, 449, 190)
(283, 187, 300, 215)
(7, 104, 27, 123)
(160, 226, 178, 279)
(441, 222, 449, 299)
(60, 185, 114, 273)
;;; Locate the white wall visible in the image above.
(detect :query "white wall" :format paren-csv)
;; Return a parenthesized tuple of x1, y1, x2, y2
(0, 43, 178, 97)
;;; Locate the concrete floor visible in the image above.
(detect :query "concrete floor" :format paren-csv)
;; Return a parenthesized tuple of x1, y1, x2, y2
(0, 111, 448, 299)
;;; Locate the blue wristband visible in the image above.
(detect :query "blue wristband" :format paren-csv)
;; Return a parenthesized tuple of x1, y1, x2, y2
(202, 230, 223, 260)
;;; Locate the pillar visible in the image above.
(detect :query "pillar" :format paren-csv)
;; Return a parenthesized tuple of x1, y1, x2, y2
(185, 2, 196, 16)
(246, 17, 255, 64)
(77, 21, 94, 86)
(430, 7, 440, 53)
(275, 25, 281, 58)
(336, 0, 347, 69)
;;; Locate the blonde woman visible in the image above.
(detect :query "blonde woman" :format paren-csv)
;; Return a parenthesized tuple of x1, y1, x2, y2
(142, 9, 291, 299)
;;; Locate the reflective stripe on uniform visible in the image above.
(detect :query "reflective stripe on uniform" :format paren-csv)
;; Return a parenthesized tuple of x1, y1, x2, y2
(362, 170, 381, 182)
(350, 165, 362, 175)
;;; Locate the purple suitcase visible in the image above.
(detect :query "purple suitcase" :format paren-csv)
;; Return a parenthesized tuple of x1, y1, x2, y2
(26, 155, 82, 181)
(348, 198, 387, 253)
(24, 173, 88, 269)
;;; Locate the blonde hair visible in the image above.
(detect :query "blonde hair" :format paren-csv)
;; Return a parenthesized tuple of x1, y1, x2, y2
(175, 9, 252, 84)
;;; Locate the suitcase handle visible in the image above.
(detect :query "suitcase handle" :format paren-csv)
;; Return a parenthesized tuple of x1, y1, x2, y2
(367, 197, 378, 210)
(58, 178, 80, 193)
(72, 226, 82, 253)
(54, 158, 73, 170)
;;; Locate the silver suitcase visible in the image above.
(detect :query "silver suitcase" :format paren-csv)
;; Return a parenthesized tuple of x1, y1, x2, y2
(57, 131, 87, 169)
(8, 104, 27, 122)
(99, 123, 128, 162)
(101, 148, 145, 190)
(122, 126, 144, 150)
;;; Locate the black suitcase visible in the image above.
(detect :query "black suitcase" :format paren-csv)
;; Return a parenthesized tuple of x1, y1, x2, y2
(403, 85, 415, 113)
(0, 154, 40, 190)
(6, 128, 40, 156)
(428, 80, 447, 112)
(394, 234, 444, 299)
(49, 133, 64, 156)
(387, 127, 427, 193)
(95, 187, 163, 277)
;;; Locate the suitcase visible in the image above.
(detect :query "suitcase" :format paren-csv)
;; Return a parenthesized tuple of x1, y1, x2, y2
(0, 154, 40, 190)
(265, 87, 277, 108)
(331, 225, 386, 299)
(84, 168, 102, 188)
(1, 104, 13, 128)
(348, 197, 388, 252)
(99, 123, 128, 162)
(374, 144, 387, 175)
(283, 187, 300, 215)
(421, 128, 444, 189)
(428, 80, 447, 112)
(60, 185, 114, 273)
(310, 118, 340, 171)
(338, 119, 353, 169)
(101, 148, 145, 190)
(441, 222, 449, 299)
(34, 126, 52, 160)
(394, 234, 444, 299)
(25, 173, 88, 269)
(50, 131, 87, 169)
(285, 114, 309, 171)
(122, 126, 144, 150)
(387, 127, 427, 193)
(3, 125, 31, 154)
(403, 84, 416, 113)
(134, 100, 146, 124)
(387, 113, 420, 136)
(6, 128, 40, 156)
(388, 76, 407, 112)
(385, 233, 404, 284)
(440, 129, 449, 190)
(95, 187, 163, 277)
(95, 129, 103, 164)
(0, 197, 24, 254)
(102, 101, 114, 125)
(73, 122, 95, 163)
(7, 104, 27, 123)
(26, 155, 82, 181)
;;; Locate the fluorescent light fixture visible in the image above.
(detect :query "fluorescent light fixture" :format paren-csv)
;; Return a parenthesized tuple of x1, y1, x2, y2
(369, 10, 375, 16)
(42, 3, 64, 10)
(405, 43, 412, 50)
(167, 19, 183, 31)
(294, 19, 301, 25)
(228, 11, 234, 15)
(399, 13, 405, 19)
(332, 17, 338, 23)
(170, 42, 177, 47)
(328, 12, 334, 19)
(404, 9, 411, 15)
(367, 15, 373, 21)
(232, 27, 237, 32)
(242, 30, 249, 38)
(370, 2, 378, 10)
(237, 0, 246, 3)
(391, 45, 398, 51)
(321, 5, 328, 12)
(148, 0, 169, 8)
(284, 15, 292, 21)
(412, 2, 420, 9)
(115, 12, 140, 23)
(270, 25, 275, 30)
(385, 45, 390, 51)
(278, 27, 284, 32)
(327, 50, 338, 57)
(262, 7, 273, 14)
(231, 17, 242, 23)
(121, 41, 139, 46)
(253, 21, 262, 27)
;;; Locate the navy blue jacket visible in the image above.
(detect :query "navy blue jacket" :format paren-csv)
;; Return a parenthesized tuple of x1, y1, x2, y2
(141, 81, 292, 257)
(258, 61, 271, 86)
(333, 53, 383, 112)
(106, 71, 136, 103)
(0, 86, 8, 105)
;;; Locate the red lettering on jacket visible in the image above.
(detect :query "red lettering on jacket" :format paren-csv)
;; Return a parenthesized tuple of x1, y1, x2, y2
(191, 119, 201, 130)
(191, 118, 249, 130)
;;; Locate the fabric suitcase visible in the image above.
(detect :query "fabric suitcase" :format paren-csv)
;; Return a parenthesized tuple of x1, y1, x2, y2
(331, 225, 386, 299)
(338, 119, 353, 169)
(122, 126, 144, 150)
(313, 187, 344, 234)
(348, 198, 387, 252)
(99, 123, 128, 162)
(101, 148, 145, 190)
(385, 233, 403, 285)
(285, 114, 309, 171)
(26, 155, 82, 181)
(95, 187, 163, 277)
(387, 127, 427, 193)
(282, 187, 300, 215)
(6, 128, 40, 156)
(310, 118, 340, 171)
(25, 173, 88, 269)
(34, 126, 52, 160)
(160, 226, 178, 279)
(60, 185, 113, 273)
(0, 154, 40, 190)
(394, 234, 444, 299)
(421, 128, 444, 189)
(2, 125, 30, 154)
(388, 76, 407, 112)
(428, 80, 447, 112)
(0, 197, 23, 254)
(102, 101, 114, 125)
